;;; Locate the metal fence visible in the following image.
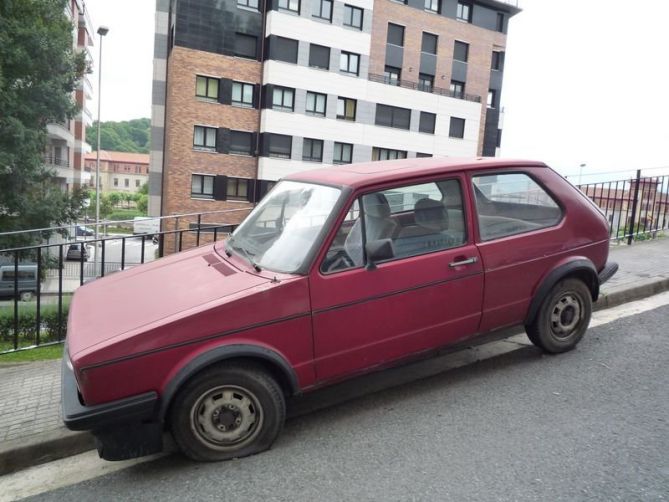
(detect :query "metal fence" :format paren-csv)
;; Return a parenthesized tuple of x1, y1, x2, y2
(1, 171, 668, 354)
(573, 170, 669, 245)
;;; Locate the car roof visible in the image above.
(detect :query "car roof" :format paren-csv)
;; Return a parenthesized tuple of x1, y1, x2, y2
(285, 157, 548, 190)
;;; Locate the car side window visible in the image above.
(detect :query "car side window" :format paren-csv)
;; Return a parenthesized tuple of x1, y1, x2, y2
(473, 173, 562, 241)
(321, 200, 363, 273)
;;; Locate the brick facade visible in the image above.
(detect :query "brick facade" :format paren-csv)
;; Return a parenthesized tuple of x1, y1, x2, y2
(369, 0, 507, 155)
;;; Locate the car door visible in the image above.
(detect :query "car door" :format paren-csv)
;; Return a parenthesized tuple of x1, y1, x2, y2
(309, 175, 484, 382)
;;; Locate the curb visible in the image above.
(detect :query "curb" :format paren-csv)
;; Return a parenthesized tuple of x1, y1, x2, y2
(1, 277, 668, 476)
(0, 428, 94, 476)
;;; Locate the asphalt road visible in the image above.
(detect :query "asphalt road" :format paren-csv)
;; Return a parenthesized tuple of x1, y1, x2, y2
(14, 303, 669, 501)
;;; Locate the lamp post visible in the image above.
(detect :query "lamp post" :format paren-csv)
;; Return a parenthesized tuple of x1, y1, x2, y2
(95, 26, 109, 271)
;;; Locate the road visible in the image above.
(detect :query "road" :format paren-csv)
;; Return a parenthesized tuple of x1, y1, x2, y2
(3, 296, 668, 501)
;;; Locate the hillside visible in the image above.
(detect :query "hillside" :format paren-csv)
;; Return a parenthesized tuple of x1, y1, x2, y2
(87, 118, 150, 153)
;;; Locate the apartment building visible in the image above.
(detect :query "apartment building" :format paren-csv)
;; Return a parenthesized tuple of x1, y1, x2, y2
(84, 151, 150, 194)
(45, 0, 95, 192)
(149, 0, 520, 225)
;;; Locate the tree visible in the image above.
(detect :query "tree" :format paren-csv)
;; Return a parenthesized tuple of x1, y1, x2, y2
(107, 191, 122, 208)
(87, 118, 150, 153)
(0, 0, 88, 250)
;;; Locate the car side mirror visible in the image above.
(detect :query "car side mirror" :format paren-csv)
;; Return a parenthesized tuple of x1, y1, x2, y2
(365, 239, 394, 270)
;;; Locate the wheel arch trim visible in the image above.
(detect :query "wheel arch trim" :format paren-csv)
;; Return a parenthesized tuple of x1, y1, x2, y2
(525, 258, 598, 326)
(158, 344, 300, 421)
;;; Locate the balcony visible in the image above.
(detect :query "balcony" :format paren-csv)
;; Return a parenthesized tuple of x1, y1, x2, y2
(47, 122, 74, 143)
(368, 73, 482, 103)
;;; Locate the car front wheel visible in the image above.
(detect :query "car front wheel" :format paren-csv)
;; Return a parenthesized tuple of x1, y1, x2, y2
(169, 363, 286, 462)
(526, 278, 593, 354)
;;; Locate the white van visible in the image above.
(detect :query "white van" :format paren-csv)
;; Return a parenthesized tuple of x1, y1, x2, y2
(133, 217, 160, 236)
(0, 265, 38, 301)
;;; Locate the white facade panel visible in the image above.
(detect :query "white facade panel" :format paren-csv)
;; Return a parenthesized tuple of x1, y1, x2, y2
(266, 11, 371, 55)
(258, 157, 332, 181)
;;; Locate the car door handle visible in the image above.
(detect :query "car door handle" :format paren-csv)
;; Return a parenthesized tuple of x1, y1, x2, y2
(449, 257, 478, 268)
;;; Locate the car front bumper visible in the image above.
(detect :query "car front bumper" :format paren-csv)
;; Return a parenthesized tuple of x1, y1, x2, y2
(61, 349, 164, 460)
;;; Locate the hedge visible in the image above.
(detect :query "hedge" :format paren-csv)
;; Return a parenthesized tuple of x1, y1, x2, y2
(0, 307, 68, 346)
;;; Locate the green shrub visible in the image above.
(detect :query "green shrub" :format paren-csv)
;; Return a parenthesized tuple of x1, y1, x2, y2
(0, 306, 69, 346)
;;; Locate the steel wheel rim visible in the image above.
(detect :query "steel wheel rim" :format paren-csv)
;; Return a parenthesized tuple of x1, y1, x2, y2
(190, 385, 263, 451)
(550, 293, 582, 338)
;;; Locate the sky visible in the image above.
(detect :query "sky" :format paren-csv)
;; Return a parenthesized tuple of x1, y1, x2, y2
(83, 0, 669, 182)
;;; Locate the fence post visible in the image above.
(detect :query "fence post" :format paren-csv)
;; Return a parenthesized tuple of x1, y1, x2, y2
(627, 169, 642, 245)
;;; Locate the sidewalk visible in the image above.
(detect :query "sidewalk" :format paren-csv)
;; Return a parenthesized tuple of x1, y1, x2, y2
(1, 239, 668, 475)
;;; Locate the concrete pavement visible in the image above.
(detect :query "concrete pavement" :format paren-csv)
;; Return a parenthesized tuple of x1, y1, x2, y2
(0, 238, 667, 475)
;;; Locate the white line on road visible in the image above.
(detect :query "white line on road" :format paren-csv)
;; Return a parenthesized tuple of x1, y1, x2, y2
(1, 292, 668, 500)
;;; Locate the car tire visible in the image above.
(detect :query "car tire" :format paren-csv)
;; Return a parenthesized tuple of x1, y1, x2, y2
(20, 291, 33, 302)
(169, 363, 286, 462)
(526, 278, 592, 354)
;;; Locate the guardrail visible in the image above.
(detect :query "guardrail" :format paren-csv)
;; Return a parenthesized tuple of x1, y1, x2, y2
(368, 73, 482, 103)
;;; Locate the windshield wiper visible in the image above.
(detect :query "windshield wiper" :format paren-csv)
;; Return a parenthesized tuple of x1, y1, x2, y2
(228, 240, 262, 272)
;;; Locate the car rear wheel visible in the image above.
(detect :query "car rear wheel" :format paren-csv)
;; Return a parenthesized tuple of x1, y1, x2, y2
(526, 278, 592, 354)
(170, 363, 285, 462)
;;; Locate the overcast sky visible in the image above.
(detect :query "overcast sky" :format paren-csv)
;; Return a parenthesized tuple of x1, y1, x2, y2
(84, 0, 669, 181)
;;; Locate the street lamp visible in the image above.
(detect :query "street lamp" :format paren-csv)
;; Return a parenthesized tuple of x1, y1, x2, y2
(94, 25, 109, 267)
(578, 163, 586, 186)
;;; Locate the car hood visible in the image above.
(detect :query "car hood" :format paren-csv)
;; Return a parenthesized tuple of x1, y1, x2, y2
(67, 245, 270, 359)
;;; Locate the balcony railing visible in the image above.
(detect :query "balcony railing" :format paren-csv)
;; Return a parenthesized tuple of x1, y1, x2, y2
(43, 155, 70, 168)
(368, 73, 482, 103)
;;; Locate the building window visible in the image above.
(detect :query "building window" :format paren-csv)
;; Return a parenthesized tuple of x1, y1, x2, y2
(449, 117, 465, 139)
(419, 112, 436, 134)
(496, 12, 504, 32)
(384, 65, 401, 85)
(421, 32, 438, 55)
(450, 80, 465, 98)
(337, 97, 357, 121)
(496, 128, 502, 148)
(340, 51, 360, 75)
(343, 4, 363, 30)
(113, 178, 118, 187)
(487, 89, 497, 109)
(302, 138, 323, 162)
(136, 179, 140, 187)
(194, 125, 217, 150)
(268, 134, 292, 159)
(237, 0, 259, 9)
(416, 152, 433, 158)
(234, 33, 257, 59)
(273, 36, 298, 64)
(272, 86, 295, 111)
(418, 73, 433, 92)
(309, 44, 330, 70)
(387, 23, 404, 46)
(196, 76, 219, 100)
(456, 1, 472, 22)
(333, 142, 353, 164)
(372, 148, 407, 161)
(312, 0, 332, 21)
(227, 178, 250, 200)
(191, 174, 214, 198)
(306, 91, 327, 116)
(424, 0, 440, 13)
(278, 0, 300, 13)
(124, 178, 129, 188)
(375, 104, 411, 130)
(492, 51, 504, 71)
(454, 41, 469, 62)
(232, 82, 254, 107)
(230, 131, 254, 155)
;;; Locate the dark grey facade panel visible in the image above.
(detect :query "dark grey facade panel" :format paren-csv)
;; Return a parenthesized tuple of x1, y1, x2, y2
(152, 80, 167, 105)
(157, 0, 170, 12)
(400, 0, 513, 33)
(489, 69, 503, 91)
(154, 33, 168, 58)
(151, 126, 165, 151)
(451, 60, 467, 82)
(419, 53, 437, 76)
(482, 107, 500, 156)
(267, 35, 299, 64)
(174, 0, 263, 58)
(148, 171, 163, 194)
(385, 44, 404, 70)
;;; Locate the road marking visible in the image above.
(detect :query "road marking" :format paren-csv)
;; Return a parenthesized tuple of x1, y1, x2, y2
(0, 450, 164, 502)
(1, 292, 668, 499)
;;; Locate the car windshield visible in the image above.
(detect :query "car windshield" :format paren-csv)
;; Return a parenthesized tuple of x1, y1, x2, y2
(218, 181, 342, 274)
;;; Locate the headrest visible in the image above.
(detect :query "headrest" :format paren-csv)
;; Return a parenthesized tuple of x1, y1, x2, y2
(414, 198, 449, 231)
(363, 192, 391, 219)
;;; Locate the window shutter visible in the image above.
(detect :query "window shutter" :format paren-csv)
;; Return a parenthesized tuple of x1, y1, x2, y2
(219, 78, 232, 105)
(259, 133, 269, 157)
(213, 175, 228, 201)
(262, 85, 274, 109)
(253, 84, 261, 108)
(249, 179, 259, 203)
(217, 128, 230, 154)
(251, 132, 258, 156)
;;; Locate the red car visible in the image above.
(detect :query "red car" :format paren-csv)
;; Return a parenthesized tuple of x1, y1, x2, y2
(62, 158, 617, 462)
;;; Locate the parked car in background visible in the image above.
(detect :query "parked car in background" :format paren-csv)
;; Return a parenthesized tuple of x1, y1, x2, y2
(66, 243, 90, 261)
(0, 265, 38, 301)
(75, 225, 94, 237)
(62, 158, 617, 463)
